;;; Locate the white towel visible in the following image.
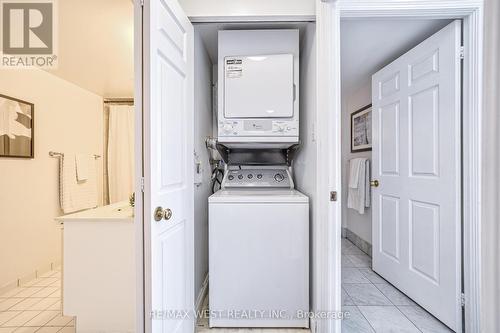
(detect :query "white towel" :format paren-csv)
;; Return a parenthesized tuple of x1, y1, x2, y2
(348, 158, 363, 188)
(59, 153, 98, 213)
(347, 158, 371, 214)
(75, 154, 89, 181)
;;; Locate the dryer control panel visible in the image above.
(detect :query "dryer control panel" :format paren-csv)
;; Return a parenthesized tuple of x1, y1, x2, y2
(222, 169, 293, 188)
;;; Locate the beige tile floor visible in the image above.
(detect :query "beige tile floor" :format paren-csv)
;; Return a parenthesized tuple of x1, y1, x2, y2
(0, 268, 75, 333)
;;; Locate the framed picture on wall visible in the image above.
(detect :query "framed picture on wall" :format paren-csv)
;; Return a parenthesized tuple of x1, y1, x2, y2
(0, 94, 34, 158)
(351, 104, 372, 152)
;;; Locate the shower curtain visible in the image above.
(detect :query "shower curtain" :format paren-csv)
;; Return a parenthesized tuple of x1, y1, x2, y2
(107, 105, 135, 204)
(482, 0, 500, 331)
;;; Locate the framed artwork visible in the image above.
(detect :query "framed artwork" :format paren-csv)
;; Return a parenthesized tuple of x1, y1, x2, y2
(351, 104, 372, 152)
(0, 94, 34, 158)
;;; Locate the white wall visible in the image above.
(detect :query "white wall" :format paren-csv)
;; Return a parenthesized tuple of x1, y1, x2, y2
(178, 0, 314, 18)
(293, 22, 317, 309)
(193, 31, 213, 302)
(341, 80, 372, 244)
(0, 68, 103, 289)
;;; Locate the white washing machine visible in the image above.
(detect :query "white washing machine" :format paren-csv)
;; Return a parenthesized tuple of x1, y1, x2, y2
(208, 168, 309, 328)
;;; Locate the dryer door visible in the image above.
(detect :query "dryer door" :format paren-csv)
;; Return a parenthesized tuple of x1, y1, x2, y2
(224, 54, 294, 118)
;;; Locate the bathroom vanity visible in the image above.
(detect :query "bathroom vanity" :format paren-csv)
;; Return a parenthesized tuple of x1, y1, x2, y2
(56, 201, 135, 333)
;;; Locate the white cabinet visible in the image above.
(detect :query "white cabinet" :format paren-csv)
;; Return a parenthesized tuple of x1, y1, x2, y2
(57, 202, 136, 333)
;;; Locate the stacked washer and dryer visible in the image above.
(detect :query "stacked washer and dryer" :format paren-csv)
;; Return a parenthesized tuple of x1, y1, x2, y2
(208, 29, 309, 328)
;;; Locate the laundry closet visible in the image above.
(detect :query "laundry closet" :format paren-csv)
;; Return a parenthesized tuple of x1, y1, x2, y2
(191, 21, 318, 328)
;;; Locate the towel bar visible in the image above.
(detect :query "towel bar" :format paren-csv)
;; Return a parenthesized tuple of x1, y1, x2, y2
(49, 151, 101, 159)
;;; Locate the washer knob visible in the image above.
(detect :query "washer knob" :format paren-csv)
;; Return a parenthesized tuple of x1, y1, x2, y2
(247, 174, 253, 179)
(274, 173, 285, 182)
(223, 123, 234, 133)
(237, 174, 243, 180)
(257, 174, 263, 179)
(228, 175, 234, 180)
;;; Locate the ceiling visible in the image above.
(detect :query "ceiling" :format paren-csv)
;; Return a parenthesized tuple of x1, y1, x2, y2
(178, 0, 315, 18)
(46, 0, 134, 98)
(341, 19, 452, 98)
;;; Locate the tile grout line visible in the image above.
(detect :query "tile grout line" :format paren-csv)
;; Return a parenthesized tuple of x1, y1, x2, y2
(367, 266, 431, 333)
(0, 270, 69, 332)
(342, 247, 377, 332)
(0, 297, 26, 312)
(371, 282, 397, 306)
(392, 305, 424, 333)
(0, 310, 33, 328)
(343, 269, 393, 307)
(369, 279, 424, 332)
(353, 304, 377, 333)
(345, 240, 416, 333)
(344, 239, 424, 333)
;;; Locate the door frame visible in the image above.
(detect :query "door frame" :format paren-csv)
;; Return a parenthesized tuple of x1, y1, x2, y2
(134, 0, 145, 332)
(317, 0, 483, 332)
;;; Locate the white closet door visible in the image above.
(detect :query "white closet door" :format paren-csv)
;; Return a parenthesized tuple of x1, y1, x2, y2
(142, 0, 194, 332)
(371, 20, 462, 331)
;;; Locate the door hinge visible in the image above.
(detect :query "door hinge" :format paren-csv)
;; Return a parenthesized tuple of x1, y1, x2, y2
(330, 191, 338, 202)
(459, 46, 465, 60)
(140, 177, 145, 192)
(460, 293, 466, 307)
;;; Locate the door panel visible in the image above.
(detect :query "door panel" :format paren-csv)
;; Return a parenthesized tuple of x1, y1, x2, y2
(159, 58, 185, 187)
(409, 200, 440, 283)
(379, 195, 400, 262)
(159, 223, 186, 333)
(380, 72, 400, 98)
(379, 102, 400, 175)
(409, 86, 439, 177)
(143, 0, 194, 332)
(372, 20, 461, 331)
(409, 50, 439, 82)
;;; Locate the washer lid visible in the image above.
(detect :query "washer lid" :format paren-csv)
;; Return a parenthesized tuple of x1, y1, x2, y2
(209, 189, 309, 203)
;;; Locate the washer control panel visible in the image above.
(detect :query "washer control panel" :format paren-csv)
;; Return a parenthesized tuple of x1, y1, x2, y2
(219, 120, 299, 137)
(223, 169, 292, 188)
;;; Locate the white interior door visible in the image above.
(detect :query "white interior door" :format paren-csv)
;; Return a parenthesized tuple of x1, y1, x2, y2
(142, 0, 194, 332)
(371, 20, 461, 331)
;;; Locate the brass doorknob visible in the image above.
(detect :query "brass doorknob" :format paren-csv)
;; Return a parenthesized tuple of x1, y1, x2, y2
(154, 206, 165, 221)
(370, 180, 380, 187)
(154, 207, 173, 222)
(164, 208, 172, 220)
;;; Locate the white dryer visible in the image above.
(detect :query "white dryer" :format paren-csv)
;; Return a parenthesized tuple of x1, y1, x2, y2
(217, 30, 300, 148)
(208, 168, 309, 328)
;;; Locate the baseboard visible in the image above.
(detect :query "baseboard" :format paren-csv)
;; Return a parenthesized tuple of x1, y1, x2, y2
(195, 273, 209, 313)
(0, 260, 62, 296)
(0, 280, 18, 297)
(18, 271, 38, 287)
(344, 228, 372, 258)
